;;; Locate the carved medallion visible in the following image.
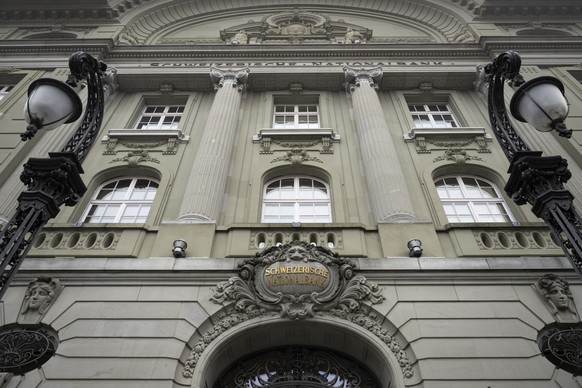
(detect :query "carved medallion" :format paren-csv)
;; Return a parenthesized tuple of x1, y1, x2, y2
(212, 241, 382, 320)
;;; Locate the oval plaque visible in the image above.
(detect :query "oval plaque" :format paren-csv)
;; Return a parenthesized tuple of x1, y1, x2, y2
(262, 261, 332, 294)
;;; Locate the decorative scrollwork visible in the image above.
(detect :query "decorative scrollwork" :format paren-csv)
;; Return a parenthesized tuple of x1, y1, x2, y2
(216, 347, 379, 387)
(184, 242, 413, 380)
(0, 323, 59, 375)
(484, 51, 529, 161)
(538, 322, 582, 375)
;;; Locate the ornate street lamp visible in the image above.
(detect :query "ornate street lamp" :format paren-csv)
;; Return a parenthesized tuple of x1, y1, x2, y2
(486, 52, 582, 374)
(0, 51, 106, 299)
(485, 51, 582, 278)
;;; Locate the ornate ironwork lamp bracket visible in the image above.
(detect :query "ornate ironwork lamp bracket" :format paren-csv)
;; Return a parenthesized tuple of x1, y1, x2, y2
(485, 51, 582, 280)
(0, 52, 106, 300)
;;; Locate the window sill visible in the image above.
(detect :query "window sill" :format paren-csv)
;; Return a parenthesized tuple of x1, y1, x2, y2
(403, 127, 491, 142)
(253, 127, 340, 142)
(102, 128, 190, 143)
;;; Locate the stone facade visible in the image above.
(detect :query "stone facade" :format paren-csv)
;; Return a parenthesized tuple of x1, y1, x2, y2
(0, 0, 582, 386)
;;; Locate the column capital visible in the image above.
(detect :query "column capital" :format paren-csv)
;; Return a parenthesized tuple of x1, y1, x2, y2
(343, 66, 383, 92)
(210, 67, 250, 92)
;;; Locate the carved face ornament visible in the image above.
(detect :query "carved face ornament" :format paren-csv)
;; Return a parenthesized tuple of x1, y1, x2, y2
(548, 284, 569, 309)
(28, 284, 51, 309)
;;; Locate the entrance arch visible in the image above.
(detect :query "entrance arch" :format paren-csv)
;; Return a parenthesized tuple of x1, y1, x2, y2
(189, 314, 408, 388)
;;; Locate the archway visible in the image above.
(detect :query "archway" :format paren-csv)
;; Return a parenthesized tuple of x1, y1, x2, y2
(188, 314, 409, 388)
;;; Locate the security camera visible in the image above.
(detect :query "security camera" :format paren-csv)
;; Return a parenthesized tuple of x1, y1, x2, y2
(172, 239, 188, 258)
(407, 239, 423, 258)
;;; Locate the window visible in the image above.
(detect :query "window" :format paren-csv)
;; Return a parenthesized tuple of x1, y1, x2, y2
(273, 104, 320, 129)
(0, 85, 14, 101)
(435, 176, 513, 223)
(262, 176, 331, 223)
(82, 178, 159, 223)
(135, 105, 184, 129)
(409, 104, 459, 128)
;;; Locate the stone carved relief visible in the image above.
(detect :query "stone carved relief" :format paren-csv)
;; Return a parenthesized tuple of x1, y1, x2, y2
(219, 10, 372, 45)
(104, 138, 180, 156)
(183, 242, 413, 379)
(210, 67, 249, 93)
(259, 137, 335, 155)
(433, 148, 483, 165)
(19, 278, 63, 323)
(344, 66, 383, 91)
(110, 150, 160, 166)
(536, 274, 579, 323)
(270, 148, 322, 166)
(414, 136, 490, 155)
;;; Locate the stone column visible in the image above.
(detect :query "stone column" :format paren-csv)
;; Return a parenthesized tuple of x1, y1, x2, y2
(474, 66, 582, 210)
(0, 68, 119, 224)
(178, 67, 249, 222)
(344, 66, 415, 222)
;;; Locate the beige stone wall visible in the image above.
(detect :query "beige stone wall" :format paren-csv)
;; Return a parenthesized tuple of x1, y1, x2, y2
(0, 0, 581, 386)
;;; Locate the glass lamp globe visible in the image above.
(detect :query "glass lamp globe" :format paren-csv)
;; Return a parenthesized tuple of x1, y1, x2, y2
(510, 76, 569, 132)
(23, 78, 82, 131)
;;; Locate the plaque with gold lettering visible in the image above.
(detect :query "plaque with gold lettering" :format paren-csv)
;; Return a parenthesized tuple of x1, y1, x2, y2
(212, 241, 383, 320)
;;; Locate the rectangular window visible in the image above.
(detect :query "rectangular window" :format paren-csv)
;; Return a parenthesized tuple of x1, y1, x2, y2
(273, 104, 320, 129)
(0, 85, 14, 101)
(408, 104, 459, 128)
(135, 105, 185, 129)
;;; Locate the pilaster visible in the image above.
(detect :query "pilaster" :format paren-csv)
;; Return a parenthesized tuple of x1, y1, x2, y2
(178, 67, 249, 222)
(344, 66, 415, 222)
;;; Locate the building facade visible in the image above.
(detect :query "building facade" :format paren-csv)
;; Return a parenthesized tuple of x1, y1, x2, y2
(0, 0, 582, 386)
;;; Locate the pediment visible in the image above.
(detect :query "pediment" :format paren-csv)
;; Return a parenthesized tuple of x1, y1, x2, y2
(153, 9, 438, 45)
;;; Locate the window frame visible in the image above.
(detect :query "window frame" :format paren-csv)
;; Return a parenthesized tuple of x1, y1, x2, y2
(435, 175, 515, 223)
(134, 104, 185, 130)
(262, 176, 332, 223)
(81, 177, 159, 224)
(408, 103, 460, 128)
(272, 103, 320, 129)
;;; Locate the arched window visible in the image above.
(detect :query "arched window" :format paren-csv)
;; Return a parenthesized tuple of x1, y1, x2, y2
(435, 176, 513, 223)
(262, 176, 331, 223)
(82, 178, 159, 223)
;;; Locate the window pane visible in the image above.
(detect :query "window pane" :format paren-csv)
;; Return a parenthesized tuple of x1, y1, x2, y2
(84, 178, 157, 224)
(438, 176, 512, 224)
(262, 176, 331, 222)
(412, 114, 431, 128)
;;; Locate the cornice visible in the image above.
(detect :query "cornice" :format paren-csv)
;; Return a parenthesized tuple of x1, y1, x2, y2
(0, 37, 580, 66)
(474, 1, 582, 20)
(0, 0, 157, 23)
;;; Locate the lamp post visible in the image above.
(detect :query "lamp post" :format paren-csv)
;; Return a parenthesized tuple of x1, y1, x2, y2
(0, 51, 106, 299)
(485, 51, 582, 279)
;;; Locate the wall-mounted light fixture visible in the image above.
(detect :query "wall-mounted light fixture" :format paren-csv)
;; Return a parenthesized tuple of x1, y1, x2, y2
(172, 239, 188, 258)
(407, 239, 423, 258)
